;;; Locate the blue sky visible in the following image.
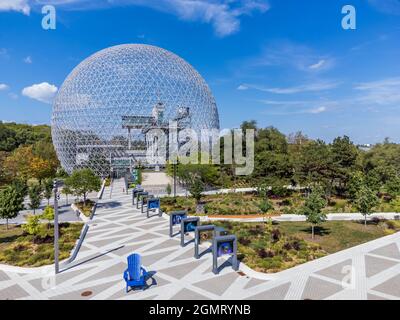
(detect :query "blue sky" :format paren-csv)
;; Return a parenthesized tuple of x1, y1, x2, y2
(0, 0, 400, 144)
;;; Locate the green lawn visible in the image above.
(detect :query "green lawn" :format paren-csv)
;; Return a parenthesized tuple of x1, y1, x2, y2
(213, 219, 400, 273)
(0, 223, 83, 267)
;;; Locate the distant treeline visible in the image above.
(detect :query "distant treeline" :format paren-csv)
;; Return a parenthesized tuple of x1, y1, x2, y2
(0, 122, 59, 186)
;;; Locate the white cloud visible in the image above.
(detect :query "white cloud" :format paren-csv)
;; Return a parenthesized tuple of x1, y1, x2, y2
(243, 81, 339, 94)
(22, 82, 58, 104)
(29, 0, 270, 37)
(307, 106, 326, 114)
(0, 84, 9, 91)
(309, 59, 326, 70)
(237, 84, 248, 90)
(0, 0, 30, 15)
(23, 56, 32, 64)
(250, 41, 335, 72)
(354, 77, 400, 105)
(134, 0, 270, 36)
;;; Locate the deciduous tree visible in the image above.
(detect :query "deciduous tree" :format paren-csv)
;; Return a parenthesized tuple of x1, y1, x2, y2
(65, 169, 101, 203)
(355, 185, 379, 227)
(300, 187, 327, 239)
(0, 186, 25, 229)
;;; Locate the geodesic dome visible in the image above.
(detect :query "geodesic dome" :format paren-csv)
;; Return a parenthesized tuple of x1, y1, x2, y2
(51, 44, 220, 176)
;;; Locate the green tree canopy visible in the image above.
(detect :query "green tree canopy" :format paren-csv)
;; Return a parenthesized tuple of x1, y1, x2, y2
(28, 183, 43, 214)
(0, 186, 25, 229)
(355, 185, 379, 227)
(65, 169, 101, 203)
(300, 187, 327, 239)
(42, 178, 53, 205)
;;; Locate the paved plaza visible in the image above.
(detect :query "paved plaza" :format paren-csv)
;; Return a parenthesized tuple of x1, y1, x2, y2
(1, 179, 400, 300)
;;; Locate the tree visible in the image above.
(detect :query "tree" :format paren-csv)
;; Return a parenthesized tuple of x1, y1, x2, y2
(41, 205, 54, 230)
(0, 186, 25, 229)
(65, 168, 101, 203)
(10, 179, 28, 198)
(187, 177, 205, 205)
(3, 145, 35, 181)
(30, 156, 54, 182)
(300, 187, 327, 239)
(42, 178, 53, 205)
(28, 183, 42, 214)
(61, 185, 72, 205)
(21, 214, 41, 237)
(347, 171, 364, 201)
(355, 185, 379, 227)
(297, 140, 334, 192)
(330, 136, 360, 194)
(385, 175, 400, 199)
(257, 182, 273, 214)
(166, 183, 172, 197)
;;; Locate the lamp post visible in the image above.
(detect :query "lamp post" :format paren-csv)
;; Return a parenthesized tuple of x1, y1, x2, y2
(173, 162, 177, 198)
(53, 179, 60, 274)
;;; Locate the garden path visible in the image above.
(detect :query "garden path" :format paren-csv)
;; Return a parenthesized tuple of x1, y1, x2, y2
(1, 179, 400, 300)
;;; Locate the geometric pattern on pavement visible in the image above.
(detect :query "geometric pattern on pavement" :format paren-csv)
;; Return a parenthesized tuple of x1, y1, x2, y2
(1, 179, 400, 300)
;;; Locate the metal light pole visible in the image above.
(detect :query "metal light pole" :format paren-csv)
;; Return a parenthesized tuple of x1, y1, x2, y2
(173, 162, 177, 198)
(53, 179, 59, 274)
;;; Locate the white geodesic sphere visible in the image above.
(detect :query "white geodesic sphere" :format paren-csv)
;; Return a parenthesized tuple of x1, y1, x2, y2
(51, 44, 220, 175)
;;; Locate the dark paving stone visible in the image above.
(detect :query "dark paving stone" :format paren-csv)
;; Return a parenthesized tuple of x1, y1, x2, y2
(371, 274, 400, 298)
(365, 255, 398, 278)
(115, 242, 153, 256)
(368, 293, 389, 300)
(315, 259, 353, 282)
(301, 276, 343, 300)
(170, 249, 196, 262)
(369, 243, 400, 260)
(246, 282, 291, 300)
(50, 281, 117, 300)
(243, 278, 268, 290)
(0, 271, 10, 282)
(144, 239, 179, 252)
(159, 260, 204, 280)
(131, 233, 158, 243)
(0, 284, 29, 300)
(91, 223, 121, 231)
(170, 288, 210, 300)
(71, 252, 113, 266)
(139, 222, 168, 230)
(142, 250, 177, 266)
(87, 235, 129, 247)
(83, 262, 126, 283)
(105, 228, 139, 238)
(193, 272, 239, 296)
(28, 266, 93, 291)
(154, 229, 171, 236)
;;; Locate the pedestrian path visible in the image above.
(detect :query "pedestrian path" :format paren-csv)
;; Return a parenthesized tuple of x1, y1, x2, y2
(1, 179, 400, 300)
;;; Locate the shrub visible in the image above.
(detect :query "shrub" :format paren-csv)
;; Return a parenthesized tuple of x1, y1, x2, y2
(22, 214, 41, 236)
(280, 199, 292, 206)
(271, 185, 291, 197)
(257, 248, 275, 258)
(258, 200, 273, 214)
(238, 237, 251, 246)
(271, 228, 281, 242)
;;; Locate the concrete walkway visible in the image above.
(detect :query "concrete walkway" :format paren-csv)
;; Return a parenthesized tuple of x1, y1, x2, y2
(1, 179, 400, 300)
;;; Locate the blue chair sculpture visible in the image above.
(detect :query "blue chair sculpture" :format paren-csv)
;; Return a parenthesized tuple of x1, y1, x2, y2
(123, 253, 148, 292)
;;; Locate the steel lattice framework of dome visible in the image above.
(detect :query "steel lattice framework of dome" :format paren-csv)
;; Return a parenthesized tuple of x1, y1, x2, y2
(52, 44, 220, 176)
